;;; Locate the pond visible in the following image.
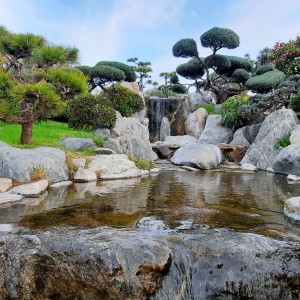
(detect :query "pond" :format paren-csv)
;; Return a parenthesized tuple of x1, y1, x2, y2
(1, 170, 299, 239)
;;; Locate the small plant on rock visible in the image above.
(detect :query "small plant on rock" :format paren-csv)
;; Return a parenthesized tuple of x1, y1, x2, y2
(275, 134, 291, 149)
(30, 166, 46, 181)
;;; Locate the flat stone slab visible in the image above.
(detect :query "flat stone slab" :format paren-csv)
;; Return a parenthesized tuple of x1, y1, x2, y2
(287, 174, 300, 182)
(50, 181, 73, 189)
(0, 193, 24, 205)
(10, 180, 48, 198)
(284, 197, 300, 224)
(0, 178, 12, 192)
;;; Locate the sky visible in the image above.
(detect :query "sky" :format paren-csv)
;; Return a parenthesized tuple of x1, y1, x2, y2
(0, 0, 300, 86)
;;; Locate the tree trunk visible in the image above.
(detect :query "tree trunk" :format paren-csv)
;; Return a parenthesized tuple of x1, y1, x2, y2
(20, 121, 33, 144)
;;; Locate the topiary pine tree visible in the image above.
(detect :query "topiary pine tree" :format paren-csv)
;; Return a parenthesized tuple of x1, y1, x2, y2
(76, 61, 136, 92)
(172, 27, 254, 103)
(0, 26, 88, 144)
(127, 57, 152, 92)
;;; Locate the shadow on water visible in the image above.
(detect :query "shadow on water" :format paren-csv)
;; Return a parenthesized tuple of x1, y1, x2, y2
(1, 170, 297, 237)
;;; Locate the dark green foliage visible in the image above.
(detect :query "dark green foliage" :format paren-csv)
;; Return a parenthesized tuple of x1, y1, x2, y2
(275, 134, 291, 149)
(68, 93, 116, 129)
(75, 65, 92, 76)
(200, 27, 239, 51)
(176, 58, 205, 80)
(231, 68, 250, 83)
(107, 84, 144, 117)
(246, 70, 286, 93)
(90, 65, 126, 85)
(192, 103, 216, 114)
(96, 61, 136, 82)
(221, 95, 248, 130)
(172, 38, 198, 58)
(256, 64, 274, 75)
(205, 54, 231, 69)
(291, 89, 300, 111)
(218, 56, 253, 75)
(170, 74, 179, 84)
(171, 84, 188, 94)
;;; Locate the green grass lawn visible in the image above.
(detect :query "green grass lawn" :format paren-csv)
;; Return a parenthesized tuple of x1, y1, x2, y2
(0, 120, 104, 149)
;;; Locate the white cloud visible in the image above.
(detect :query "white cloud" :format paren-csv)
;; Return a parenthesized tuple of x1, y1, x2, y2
(224, 0, 300, 59)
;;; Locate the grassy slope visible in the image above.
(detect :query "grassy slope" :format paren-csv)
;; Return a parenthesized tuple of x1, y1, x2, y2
(0, 120, 104, 149)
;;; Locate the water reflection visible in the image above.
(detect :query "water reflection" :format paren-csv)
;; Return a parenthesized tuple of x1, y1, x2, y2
(0, 170, 298, 236)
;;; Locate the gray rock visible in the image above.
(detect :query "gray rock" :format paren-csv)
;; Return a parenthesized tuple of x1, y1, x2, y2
(105, 117, 157, 161)
(50, 181, 73, 189)
(242, 123, 262, 144)
(241, 109, 298, 170)
(272, 144, 300, 176)
(198, 114, 233, 145)
(74, 168, 97, 182)
(0, 178, 12, 192)
(0, 193, 24, 205)
(171, 144, 223, 169)
(155, 145, 172, 159)
(287, 174, 300, 181)
(0, 144, 69, 182)
(290, 125, 300, 144)
(135, 216, 167, 230)
(164, 135, 197, 147)
(93, 128, 111, 139)
(159, 117, 170, 142)
(59, 137, 95, 151)
(88, 154, 141, 180)
(10, 180, 48, 197)
(94, 147, 116, 155)
(184, 92, 211, 113)
(0, 228, 299, 299)
(284, 197, 300, 224)
(229, 128, 250, 147)
(185, 108, 208, 138)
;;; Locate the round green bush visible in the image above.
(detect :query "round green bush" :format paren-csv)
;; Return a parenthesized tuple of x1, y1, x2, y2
(106, 84, 144, 117)
(256, 64, 273, 75)
(204, 54, 231, 69)
(68, 93, 116, 129)
(176, 58, 205, 80)
(171, 84, 188, 94)
(221, 94, 248, 130)
(231, 68, 250, 83)
(246, 70, 286, 93)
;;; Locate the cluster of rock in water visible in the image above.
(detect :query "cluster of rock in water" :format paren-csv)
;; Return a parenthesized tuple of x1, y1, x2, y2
(0, 85, 300, 298)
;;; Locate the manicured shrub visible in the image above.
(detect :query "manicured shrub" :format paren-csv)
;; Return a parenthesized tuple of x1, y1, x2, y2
(106, 84, 144, 117)
(68, 93, 116, 129)
(176, 58, 205, 80)
(231, 68, 250, 83)
(256, 64, 273, 75)
(172, 38, 199, 58)
(246, 70, 286, 93)
(171, 84, 188, 94)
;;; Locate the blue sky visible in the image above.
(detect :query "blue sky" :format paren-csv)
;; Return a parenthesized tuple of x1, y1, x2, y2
(0, 0, 300, 85)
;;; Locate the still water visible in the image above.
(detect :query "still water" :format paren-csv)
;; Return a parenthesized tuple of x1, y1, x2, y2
(0, 171, 299, 237)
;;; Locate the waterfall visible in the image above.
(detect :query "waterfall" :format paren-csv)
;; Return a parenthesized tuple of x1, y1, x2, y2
(147, 97, 180, 141)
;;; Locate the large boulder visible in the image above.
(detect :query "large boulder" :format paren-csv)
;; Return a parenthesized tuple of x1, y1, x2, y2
(272, 144, 300, 176)
(0, 143, 69, 182)
(185, 107, 208, 138)
(229, 128, 250, 147)
(87, 154, 141, 180)
(171, 144, 223, 169)
(284, 197, 300, 224)
(105, 117, 157, 161)
(198, 115, 233, 145)
(241, 109, 298, 170)
(59, 137, 95, 151)
(184, 92, 212, 113)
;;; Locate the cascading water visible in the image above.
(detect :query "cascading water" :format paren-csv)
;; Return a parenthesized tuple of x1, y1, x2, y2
(147, 97, 180, 141)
